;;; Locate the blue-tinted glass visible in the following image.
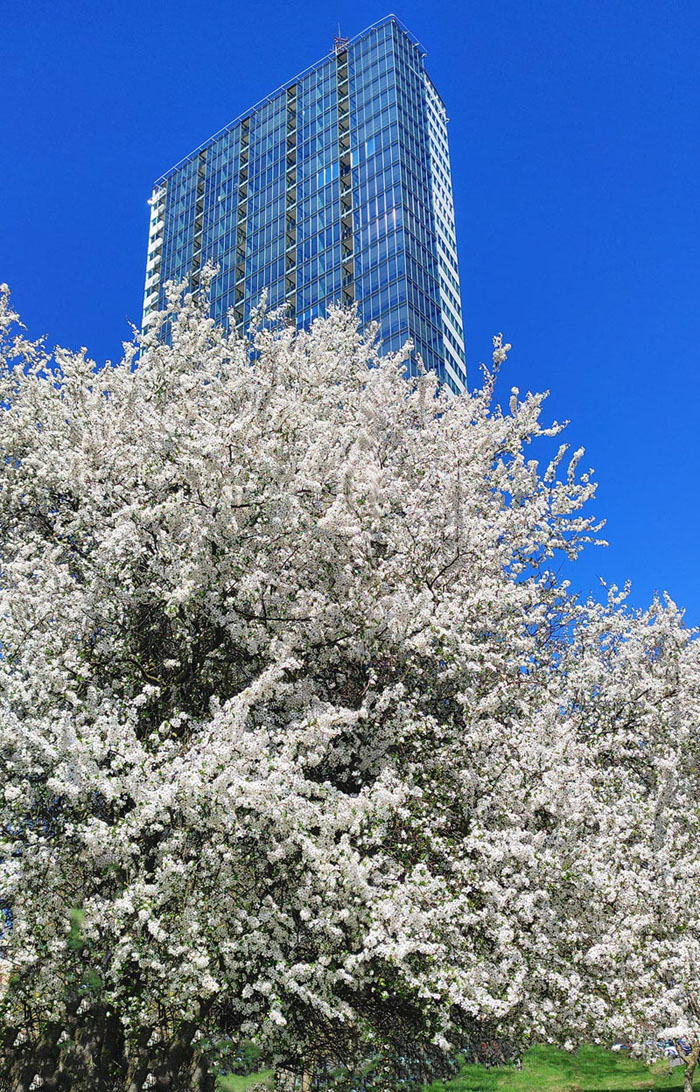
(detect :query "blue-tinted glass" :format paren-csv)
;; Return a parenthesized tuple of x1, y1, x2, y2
(143, 15, 467, 391)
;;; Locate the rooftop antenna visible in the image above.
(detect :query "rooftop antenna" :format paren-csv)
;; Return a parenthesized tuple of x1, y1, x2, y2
(334, 21, 349, 54)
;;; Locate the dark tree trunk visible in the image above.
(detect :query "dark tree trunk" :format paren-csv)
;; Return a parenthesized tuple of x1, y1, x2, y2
(678, 1040, 700, 1092)
(189, 1051, 216, 1092)
(125, 1025, 157, 1092)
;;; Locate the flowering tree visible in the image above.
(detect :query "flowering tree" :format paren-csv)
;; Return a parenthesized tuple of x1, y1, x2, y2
(538, 591, 700, 1092)
(0, 280, 692, 1091)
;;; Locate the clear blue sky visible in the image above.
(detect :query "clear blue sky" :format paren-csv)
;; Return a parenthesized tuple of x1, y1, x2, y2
(3, 0, 699, 622)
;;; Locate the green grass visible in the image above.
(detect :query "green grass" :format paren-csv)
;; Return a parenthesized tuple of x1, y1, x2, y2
(425, 1044, 692, 1092)
(216, 1046, 693, 1091)
(217, 1070, 273, 1092)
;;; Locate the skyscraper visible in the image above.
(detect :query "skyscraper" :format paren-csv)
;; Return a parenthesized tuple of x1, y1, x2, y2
(143, 15, 467, 392)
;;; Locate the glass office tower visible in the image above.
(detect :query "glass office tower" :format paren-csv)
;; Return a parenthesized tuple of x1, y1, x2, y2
(143, 15, 467, 392)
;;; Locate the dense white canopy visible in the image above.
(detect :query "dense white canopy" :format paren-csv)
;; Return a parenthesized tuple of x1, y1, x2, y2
(0, 282, 696, 1091)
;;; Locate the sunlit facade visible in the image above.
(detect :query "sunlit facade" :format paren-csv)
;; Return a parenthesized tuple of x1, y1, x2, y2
(144, 15, 467, 392)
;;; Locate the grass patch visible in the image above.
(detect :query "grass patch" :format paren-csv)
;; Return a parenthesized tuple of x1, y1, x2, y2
(425, 1044, 693, 1092)
(215, 1046, 694, 1091)
(217, 1070, 273, 1091)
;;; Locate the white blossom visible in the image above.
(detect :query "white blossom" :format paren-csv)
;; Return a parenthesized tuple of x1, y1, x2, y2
(0, 281, 692, 1091)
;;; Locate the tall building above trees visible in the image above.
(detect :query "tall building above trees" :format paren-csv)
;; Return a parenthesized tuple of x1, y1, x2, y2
(143, 15, 467, 392)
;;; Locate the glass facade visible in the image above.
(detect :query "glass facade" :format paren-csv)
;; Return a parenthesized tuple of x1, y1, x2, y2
(143, 16, 467, 393)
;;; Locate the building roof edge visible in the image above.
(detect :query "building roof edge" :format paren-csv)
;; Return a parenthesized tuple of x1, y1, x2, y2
(151, 14, 428, 189)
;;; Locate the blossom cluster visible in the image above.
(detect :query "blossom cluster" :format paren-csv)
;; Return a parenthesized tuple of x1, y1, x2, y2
(0, 283, 696, 1091)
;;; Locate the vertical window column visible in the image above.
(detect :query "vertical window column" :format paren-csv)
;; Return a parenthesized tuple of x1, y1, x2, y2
(336, 48, 354, 306)
(191, 150, 207, 295)
(285, 85, 298, 316)
(234, 118, 250, 330)
(143, 182, 167, 329)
